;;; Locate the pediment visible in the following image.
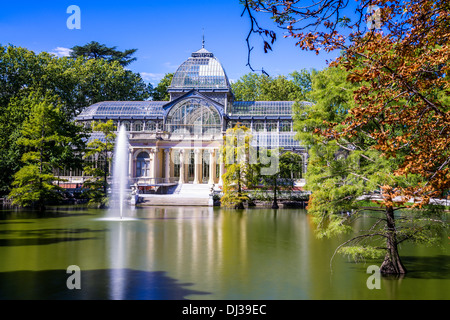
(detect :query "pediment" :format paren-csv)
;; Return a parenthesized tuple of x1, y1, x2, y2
(163, 89, 225, 117)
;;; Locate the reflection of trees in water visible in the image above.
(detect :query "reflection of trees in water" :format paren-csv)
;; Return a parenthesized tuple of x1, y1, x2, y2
(0, 269, 210, 299)
(0, 227, 107, 247)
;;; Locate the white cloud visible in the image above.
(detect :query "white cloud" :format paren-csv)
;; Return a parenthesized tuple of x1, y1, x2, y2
(140, 72, 164, 84)
(50, 47, 73, 57)
(163, 62, 179, 70)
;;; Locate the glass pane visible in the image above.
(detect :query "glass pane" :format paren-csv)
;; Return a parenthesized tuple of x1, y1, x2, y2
(166, 98, 221, 134)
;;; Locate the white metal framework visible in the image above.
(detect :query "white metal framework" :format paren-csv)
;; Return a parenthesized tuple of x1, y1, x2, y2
(165, 98, 222, 135)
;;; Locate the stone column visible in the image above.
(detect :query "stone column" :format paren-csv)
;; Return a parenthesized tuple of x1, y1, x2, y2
(164, 148, 171, 183)
(128, 148, 134, 181)
(208, 149, 216, 185)
(193, 148, 201, 184)
(179, 149, 185, 184)
(152, 148, 159, 183)
(218, 157, 225, 186)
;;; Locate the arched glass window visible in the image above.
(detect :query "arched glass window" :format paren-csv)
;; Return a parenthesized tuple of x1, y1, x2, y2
(173, 149, 181, 178)
(253, 122, 265, 132)
(136, 152, 150, 177)
(188, 150, 195, 180)
(165, 98, 221, 135)
(266, 122, 277, 132)
(146, 121, 157, 132)
(133, 121, 143, 132)
(122, 121, 131, 132)
(279, 121, 292, 132)
(202, 150, 210, 183)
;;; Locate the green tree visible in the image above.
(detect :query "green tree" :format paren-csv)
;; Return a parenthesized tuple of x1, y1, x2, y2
(48, 55, 151, 119)
(8, 93, 86, 211)
(220, 124, 257, 209)
(0, 44, 150, 196)
(295, 65, 446, 274)
(243, 0, 449, 274)
(260, 149, 303, 208)
(151, 73, 173, 101)
(82, 120, 116, 207)
(70, 41, 138, 67)
(231, 69, 314, 101)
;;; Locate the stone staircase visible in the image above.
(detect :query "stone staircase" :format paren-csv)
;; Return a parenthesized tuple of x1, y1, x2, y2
(177, 183, 212, 196)
(139, 183, 213, 206)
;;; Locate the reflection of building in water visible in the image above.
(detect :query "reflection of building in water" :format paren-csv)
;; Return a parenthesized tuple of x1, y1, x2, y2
(106, 207, 249, 295)
(105, 207, 319, 299)
(62, 45, 309, 190)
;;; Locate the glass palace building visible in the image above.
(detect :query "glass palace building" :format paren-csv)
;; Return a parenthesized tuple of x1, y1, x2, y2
(74, 46, 308, 189)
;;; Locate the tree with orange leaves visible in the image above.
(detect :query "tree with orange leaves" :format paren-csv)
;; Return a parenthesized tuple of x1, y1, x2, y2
(243, 0, 449, 274)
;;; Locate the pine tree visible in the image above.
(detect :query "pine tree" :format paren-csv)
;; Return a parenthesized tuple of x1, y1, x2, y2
(9, 93, 86, 211)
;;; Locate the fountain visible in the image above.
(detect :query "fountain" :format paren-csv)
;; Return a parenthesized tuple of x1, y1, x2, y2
(108, 125, 130, 220)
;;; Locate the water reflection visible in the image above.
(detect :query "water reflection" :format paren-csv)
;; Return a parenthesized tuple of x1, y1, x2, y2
(0, 269, 210, 300)
(0, 206, 447, 300)
(104, 207, 317, 299)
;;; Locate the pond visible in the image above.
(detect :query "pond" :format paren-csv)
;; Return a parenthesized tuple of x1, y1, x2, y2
(0, 206, 448, 300)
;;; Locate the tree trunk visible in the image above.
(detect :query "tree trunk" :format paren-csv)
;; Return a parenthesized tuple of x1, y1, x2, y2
(380, 205, 407, 274)
(38, 136, 45, 212)
(236, 169, 245, 209)
(272, 178, 279, 209)
(38, 177, 45, 212)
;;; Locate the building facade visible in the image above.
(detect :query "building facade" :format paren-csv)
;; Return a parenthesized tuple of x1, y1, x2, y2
(73, 46, 308, 189)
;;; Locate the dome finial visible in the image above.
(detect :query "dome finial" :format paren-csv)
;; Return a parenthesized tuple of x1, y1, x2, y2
(202, 28, 205, 48)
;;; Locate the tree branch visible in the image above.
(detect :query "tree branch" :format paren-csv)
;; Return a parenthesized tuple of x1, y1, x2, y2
(330, 232, 386, 273)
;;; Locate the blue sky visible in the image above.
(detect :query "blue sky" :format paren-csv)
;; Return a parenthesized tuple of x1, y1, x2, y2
(0, 0, 340, 85)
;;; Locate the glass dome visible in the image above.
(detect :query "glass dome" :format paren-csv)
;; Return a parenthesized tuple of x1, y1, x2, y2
(170, 48, 231, 90)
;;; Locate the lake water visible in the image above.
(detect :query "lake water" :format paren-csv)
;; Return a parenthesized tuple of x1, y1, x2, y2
(0, 206, 448, 300)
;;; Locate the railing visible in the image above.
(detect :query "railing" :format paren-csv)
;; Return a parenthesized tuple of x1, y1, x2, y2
(131, 177, 179, 185)
(129, 132, 220, 141)
(55, 176, 88, 184)
(55, 176, 180, 186)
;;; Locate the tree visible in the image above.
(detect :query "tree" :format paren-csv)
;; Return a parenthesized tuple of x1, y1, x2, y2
(294, 65, 446, 274)
(230, 69, 310, 208)
(151, 73, 173, 101)
(231, 70, 314, 101)
(70, 41, 138, 67)
(51, 55, 151, 119)
(243, 0, 449, 274)
(220, 124, 258, 209)
(82, 120, 116, 207)
(0, 45, 150, 196)
(260, 149, 303, 209)
(243, 0, 450, 208)
(8, 93, 86, 211)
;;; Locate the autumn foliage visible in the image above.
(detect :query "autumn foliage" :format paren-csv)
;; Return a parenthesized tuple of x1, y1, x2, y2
(245, 0, 450, 206)
(243, 0, 449, 274)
